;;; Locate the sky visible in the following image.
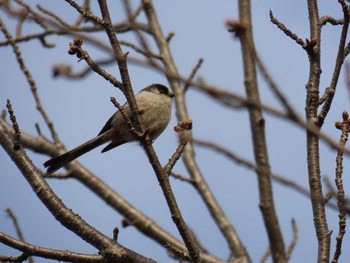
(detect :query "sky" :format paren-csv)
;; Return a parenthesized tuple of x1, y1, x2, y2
(1, 1, 350, 262)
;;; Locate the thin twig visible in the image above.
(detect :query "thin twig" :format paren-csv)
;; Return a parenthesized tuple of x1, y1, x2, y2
(170, 172, 196, 184)
(14, 0, 49, 30)
(192, 137, 350, 214)
(345, 63, 350, 102)
(320, 16, 344, 26)
(110, 96, 142, 139)
(0, 231, 105, 262)
(269, 10, 306, 49)
(68, 37, 124, 89)
(317, 0, 350, 127)
(259, 247, 270, 263)
(15, 7, 26, 38)
(119, 40, 162, 59)
(286, 219, 298, 261)
(64, 0, 106, 26)
(6, 208, 34, 263)
(122, 0, 161, 70)
(6, 209, 26, 244)
(192, 81, 350, 156)
(164, 120, 192, 175)
(73, 0, 90, 26)
(0, 253, 30, 263)
(193, 138, 310, 194)
(0, 16, 59, 143)
(255, 52, 299, 121)
(37, 4, 71, 28)
(128, 1, 144, 21)
(332, 111, 349, 263)
(184, 58, 204, 92)
(6, 99, 21, 150)
(164, 143, 187, 175)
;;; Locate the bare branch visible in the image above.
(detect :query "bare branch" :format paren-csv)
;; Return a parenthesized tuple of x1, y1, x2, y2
(235, 1, 286, 261)
(191, 81, 350, 156)
(259, 247, 270, 263)
(345, 63, 350, 101)
(0, 16, 59, 143)
(1, 102, 221, 263)
(14, 0, 50, 30)
(320, 16, 344, 26)
(143, 1, 250, 261)
(269, 10, 306, 49)
(6, 99, 21, 150)
(0, 121, 156, 263)
(6, 208, 34, 263)
(286, 219, 298, 261)
(317, 0, 350, 127)
(170, 172, 196, 184)
(184, 58, 204, 92)
(331, 111, 349, 262)
(164, 120, 192, 175)
(73, 0, 91, 26)
(68, 37, 124, 89)
(0, 232, 105, 262)
(37, 4, 71, 28)
(255, 52, 299, 121)
(64, 0, 106, 26)
(305, 0, 331, 261)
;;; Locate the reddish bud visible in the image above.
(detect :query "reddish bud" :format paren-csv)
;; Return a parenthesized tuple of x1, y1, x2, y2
(335, 121, 342, 129)
(225, 19, 245, 37)
(73, 37, 83, 47)
(342, 110, 349, 121)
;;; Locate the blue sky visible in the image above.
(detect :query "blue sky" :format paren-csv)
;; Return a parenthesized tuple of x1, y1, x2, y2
(1, 1, 350, 262)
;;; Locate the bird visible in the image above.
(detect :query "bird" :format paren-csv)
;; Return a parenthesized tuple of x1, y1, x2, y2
(44, 83, 174, 173)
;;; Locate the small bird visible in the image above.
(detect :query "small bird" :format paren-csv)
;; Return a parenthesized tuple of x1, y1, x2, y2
(44, 84, 174, 173)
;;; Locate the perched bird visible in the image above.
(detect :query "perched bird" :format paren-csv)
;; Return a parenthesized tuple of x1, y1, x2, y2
(44, 84, 174, 173)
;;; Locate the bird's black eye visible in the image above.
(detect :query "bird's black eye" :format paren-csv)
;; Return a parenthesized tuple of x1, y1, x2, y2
(155, 84, 168, 94)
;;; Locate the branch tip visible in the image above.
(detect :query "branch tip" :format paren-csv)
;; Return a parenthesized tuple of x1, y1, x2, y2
(113, 227, 119, 241)
(6, 99, 21, 150)
(225, 19, 246, 37)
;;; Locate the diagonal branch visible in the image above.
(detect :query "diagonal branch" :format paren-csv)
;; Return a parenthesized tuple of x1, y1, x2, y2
(317, 0, 350, 127)
(0, 232, 105, 263)
(236, 1, 286, 262)
(0, 118, 221, 263)
(0, 121, 155, 263)
(6, 208, 34, 263)
(142, 0, 250, 262)
(0, 16, 59, 143)
(305, 0, 331, 261)
(269, 10, 306, 49)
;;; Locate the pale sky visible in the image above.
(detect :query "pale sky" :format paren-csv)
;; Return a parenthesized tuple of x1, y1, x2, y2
(1, 1, 349, 262)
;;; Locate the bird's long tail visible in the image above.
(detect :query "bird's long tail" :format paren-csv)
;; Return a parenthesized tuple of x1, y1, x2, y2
(44, 133, 108, 174)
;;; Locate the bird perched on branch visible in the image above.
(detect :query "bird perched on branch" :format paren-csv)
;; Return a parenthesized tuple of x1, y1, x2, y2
(44, 84, 174, 173)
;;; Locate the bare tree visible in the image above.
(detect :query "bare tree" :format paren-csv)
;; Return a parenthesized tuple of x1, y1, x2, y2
(1, 1, 350, 262)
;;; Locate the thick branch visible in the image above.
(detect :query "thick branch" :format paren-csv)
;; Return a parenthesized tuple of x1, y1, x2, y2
(142, 1, 250, 262)
(237, 0, 286, 262)
(1, 118, 222, 263)
(0, 232, 104, 263)
(305, 1, 331, 262)
(0, 121, 155, 263)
